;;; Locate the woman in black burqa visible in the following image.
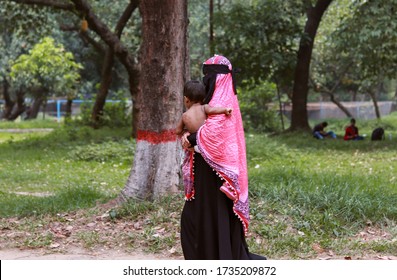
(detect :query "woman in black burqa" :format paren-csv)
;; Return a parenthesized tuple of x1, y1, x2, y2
(180, 55, 265, 260)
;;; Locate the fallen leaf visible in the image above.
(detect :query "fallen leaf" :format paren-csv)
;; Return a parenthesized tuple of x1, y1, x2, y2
(312, 243, 325, 254)
(133, 222, 142, 230)
(377, 256, 397, 260)
(49, 243, 60, 249)
(168, 247, 176, 254)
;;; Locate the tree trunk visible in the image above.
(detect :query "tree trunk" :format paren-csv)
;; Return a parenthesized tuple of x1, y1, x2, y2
(327, 92, 352, 118)
(26, 96, 44, 119)
(370, 81, 383, 120)
(91, 47, 115, 128)
(1, 78, 14, 120)
(8, 89, 26, 121)
(65, 98, 73, 118)
(209, 0, 215, 55)
(368, 91, 381, 120)
(289, 0, 333, 131)
(119, 0, 189, 201)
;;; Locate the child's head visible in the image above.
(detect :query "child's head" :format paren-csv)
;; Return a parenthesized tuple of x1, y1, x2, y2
(183, 80, 206, 106)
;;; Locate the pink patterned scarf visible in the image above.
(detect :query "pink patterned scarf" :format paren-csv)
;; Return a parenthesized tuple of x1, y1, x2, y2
(195, 55, 250, 234)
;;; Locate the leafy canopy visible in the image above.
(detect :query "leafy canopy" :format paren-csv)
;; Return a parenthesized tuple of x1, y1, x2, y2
(10, 37, 83, 98)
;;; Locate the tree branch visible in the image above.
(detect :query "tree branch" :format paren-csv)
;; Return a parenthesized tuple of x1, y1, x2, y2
(69, 0, 137, 72)
(79, 32, 106, 54)
(115, 0, 139, 38)
(59, 24, 105, 54)
(12, 0, 139, 75)
(59, 24, 79, 32)
(10, 0, 74, 11)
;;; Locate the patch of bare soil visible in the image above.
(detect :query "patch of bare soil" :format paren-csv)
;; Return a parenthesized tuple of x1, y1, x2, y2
(1, 206, 396, 260)
(0, 206, 183, 260)
(0, 246, 172, 260)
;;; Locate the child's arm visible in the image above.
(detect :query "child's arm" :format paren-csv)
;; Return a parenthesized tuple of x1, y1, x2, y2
(175, 116, 184, 135)
(203, 104, 233, 116)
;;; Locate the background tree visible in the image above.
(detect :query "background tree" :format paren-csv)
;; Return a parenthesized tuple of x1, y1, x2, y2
(309, 0, 353, 117)
(9, 0, 188, 201)
(188, 0, 210, 79)
(10, 37, 82, 119)
(289, 0, 333, 131)
(209, 0, 303, 131)
(119, 0, 188, 200)
(331, 0, 397, 119)
(0, 1, 55, 119)
(10, 0, 140, 128)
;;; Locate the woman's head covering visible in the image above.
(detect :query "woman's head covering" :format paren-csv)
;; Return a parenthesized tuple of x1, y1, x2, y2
(202, 56, 239, 104)
(197, 55, 250, 234)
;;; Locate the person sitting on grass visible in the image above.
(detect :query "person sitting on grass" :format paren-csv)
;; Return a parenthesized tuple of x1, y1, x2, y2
(312, 121, 337, 140)
(344, 118, 364, 141)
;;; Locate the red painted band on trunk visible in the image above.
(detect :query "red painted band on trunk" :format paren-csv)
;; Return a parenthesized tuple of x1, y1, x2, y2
(137, 129, 177, 144)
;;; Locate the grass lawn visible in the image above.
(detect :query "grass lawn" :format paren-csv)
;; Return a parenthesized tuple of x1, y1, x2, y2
(0, 117, 397, 259)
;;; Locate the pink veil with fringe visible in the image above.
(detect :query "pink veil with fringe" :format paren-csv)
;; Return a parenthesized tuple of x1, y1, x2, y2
(196, 55, 250, 234)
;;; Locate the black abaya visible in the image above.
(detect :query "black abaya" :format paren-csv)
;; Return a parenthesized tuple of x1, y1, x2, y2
(180, 152, 265, 260)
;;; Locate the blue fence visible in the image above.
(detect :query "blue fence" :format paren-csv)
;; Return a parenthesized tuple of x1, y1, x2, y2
(0, 99, 131, 122)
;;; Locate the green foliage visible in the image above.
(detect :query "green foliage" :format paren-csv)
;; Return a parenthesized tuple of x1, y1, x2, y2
(10, 37, 83, 99)
(0, 119, 60, 129)
(239, 82, 281, 132)
(329, 0, 397, 96)
(2, 117, 397, 257)
(73, 91, 131, 128)
(0, 186, 105, 217)
(0, 125, 132, 201)
(213, 0, 303, 85)
(245, 129, 397, 257)
(188, 0, 210, 79)
(69, 140, 134, 164)
(100, 98, 131, 128)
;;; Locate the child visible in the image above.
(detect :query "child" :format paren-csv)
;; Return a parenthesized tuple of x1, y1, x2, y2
(175, 80, 232, 136)
(176, 80, 236, 201)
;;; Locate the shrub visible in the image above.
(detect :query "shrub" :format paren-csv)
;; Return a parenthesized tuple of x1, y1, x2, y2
(239, 81, 281, 133)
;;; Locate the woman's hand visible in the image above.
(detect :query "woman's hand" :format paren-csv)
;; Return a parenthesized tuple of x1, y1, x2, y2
(181, 132, 191, 149)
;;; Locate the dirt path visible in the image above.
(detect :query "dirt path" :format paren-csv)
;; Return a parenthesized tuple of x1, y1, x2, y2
(0, 246, 178, 260)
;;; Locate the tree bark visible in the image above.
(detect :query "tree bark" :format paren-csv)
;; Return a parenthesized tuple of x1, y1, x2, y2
(8, 89, 26, 121)
(1, 78, 14, 120)
(90, 0, 139, 128)
(369, 80, 384, 120)
(26, 96, 44, 119)
(91, 48, 115, 127)
(310, 73, 353, 118)
(289, 0, 333, 131)
(119, 0, 189, 201)
(369, 91, 381, 120)
(209, 0, 215, 55)
(65, 98, 73, 118)
(327, 93, 352, 118)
